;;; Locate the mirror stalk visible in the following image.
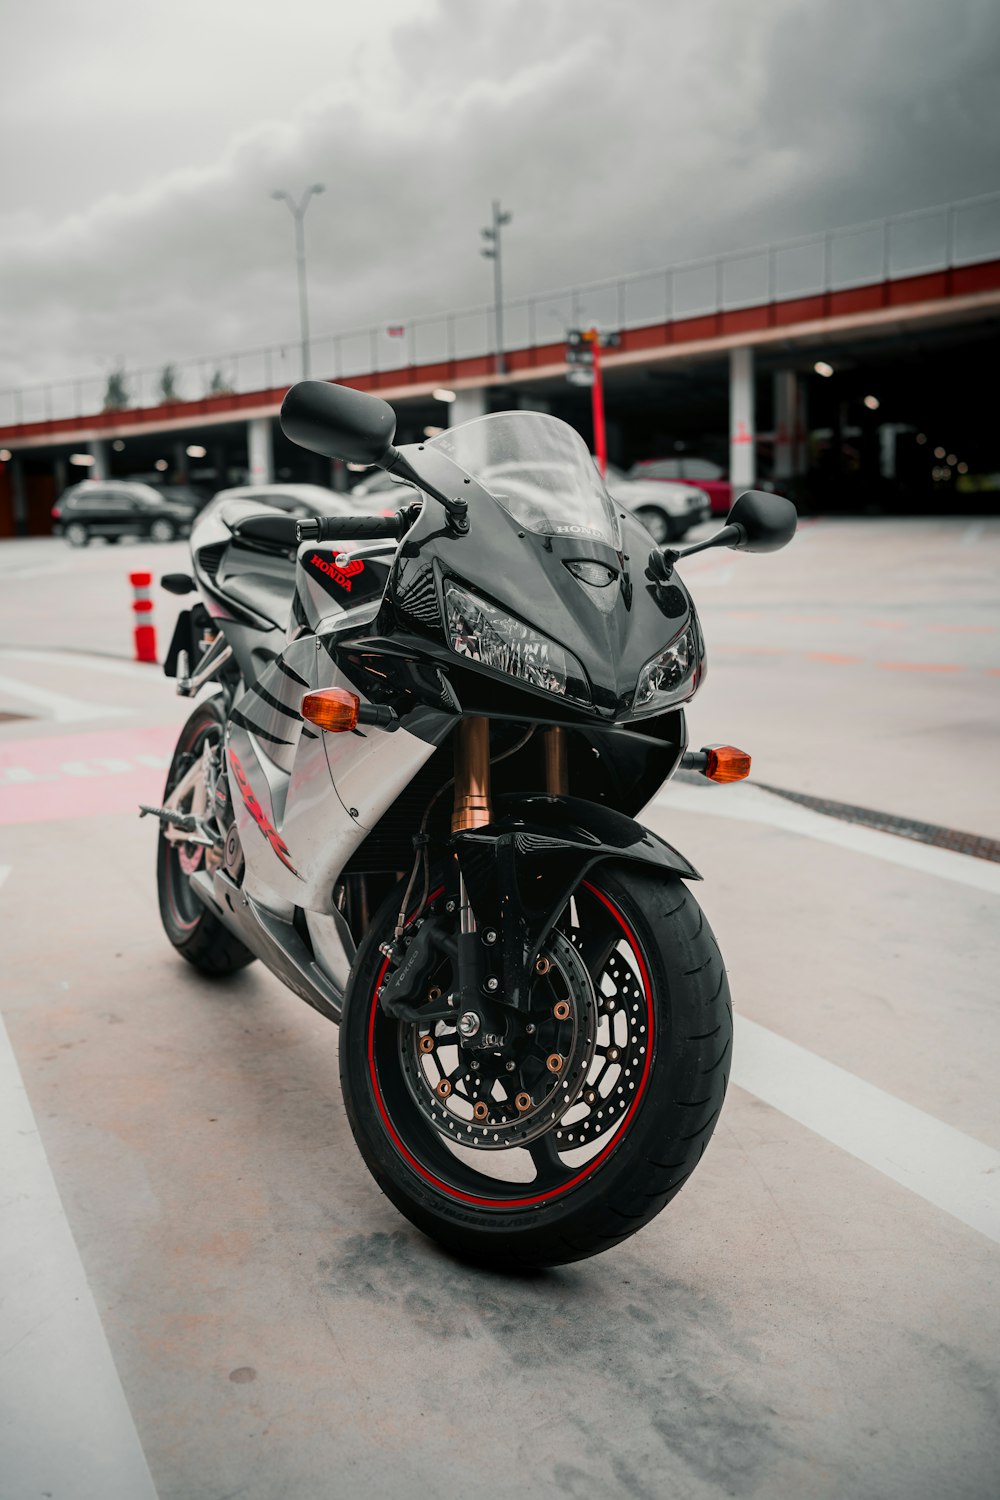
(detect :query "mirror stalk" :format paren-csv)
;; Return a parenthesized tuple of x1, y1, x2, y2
(387, 447, 471, 533)
(646, 490, 797, 582)
(647, 523, 744, 583)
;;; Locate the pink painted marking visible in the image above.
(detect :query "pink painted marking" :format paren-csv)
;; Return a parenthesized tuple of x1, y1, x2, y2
(0, 725, 179, 825)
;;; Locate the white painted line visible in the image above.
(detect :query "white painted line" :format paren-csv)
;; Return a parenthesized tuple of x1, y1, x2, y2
(652, 781, 1000, 896)
(733, 1014, 1000, 1244)
(0, 1014, 158, 1498)
(0, 673, 131, 724)
(0, 648, 156, 680)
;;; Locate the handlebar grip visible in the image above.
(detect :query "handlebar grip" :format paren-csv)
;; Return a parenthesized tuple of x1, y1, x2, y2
(296, 513, 408, 543)
(233, 513, 301, 546)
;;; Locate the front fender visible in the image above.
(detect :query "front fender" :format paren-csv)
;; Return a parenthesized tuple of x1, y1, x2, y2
(452, 793, 700, 1010)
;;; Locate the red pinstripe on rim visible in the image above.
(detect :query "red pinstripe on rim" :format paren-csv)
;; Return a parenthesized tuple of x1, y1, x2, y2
(366, 879, 655, 1209)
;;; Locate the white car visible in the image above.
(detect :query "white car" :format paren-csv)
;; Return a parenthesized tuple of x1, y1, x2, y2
(353, 458, 710, 544)
(348, 468, 418, 511)
(208, 483, 356, 518)
(603, 463, 711, 545)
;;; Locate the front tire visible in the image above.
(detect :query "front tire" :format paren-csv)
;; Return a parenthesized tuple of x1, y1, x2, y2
(339, 864, 731, 1268)
(157, 696, 255, 977)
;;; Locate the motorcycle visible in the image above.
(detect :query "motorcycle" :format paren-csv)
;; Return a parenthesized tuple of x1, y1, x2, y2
(147, 380, 796, 1267)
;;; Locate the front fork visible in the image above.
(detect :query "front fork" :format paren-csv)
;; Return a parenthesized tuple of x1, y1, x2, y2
(450, 719, 567, 1044)
(379, 719, 567, 1030)
(451, 717, 567, 834)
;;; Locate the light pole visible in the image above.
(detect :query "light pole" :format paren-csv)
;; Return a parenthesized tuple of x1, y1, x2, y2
(271, 184, 325, 379)
(480, 199, 512, 376)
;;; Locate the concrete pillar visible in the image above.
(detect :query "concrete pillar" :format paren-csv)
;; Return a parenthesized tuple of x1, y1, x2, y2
(794, 380, 809, 474)
(330, 459, 349, 493)
(247, 417, 274, 485)
(87, 439, 109, 480)
(729, 346, 755, 492)
(10, 456, 28, 537)
(212, 440, 227, 490)
(448, 388, 487, 427)
(773, 370, 798, 480)
(172, 438, 189, 484)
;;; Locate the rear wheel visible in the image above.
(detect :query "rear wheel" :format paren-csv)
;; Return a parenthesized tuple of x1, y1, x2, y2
(65, 521, 89, 547)
(150, 518, 175, 543)
(339, 863, 732, 1267)
(157, 696, 255, 976)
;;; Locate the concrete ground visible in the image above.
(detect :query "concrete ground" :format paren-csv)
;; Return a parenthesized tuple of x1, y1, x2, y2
(0, 521, 998, 1500)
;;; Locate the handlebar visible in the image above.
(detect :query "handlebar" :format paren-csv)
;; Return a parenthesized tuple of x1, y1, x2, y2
(295, 509, 415, 544)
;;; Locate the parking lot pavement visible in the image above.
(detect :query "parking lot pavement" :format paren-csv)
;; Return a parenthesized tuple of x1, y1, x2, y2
(1, 522, 999, 1499)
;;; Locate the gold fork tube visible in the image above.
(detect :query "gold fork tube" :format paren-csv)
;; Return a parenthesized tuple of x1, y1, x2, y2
(452, 717, 493, 833)
(543, 726, 568, 795)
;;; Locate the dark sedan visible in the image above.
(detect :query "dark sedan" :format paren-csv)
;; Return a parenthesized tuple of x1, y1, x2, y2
(52, 481, 199, 545)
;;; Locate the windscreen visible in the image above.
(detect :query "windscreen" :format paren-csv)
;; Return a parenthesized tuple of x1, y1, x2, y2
(429, 412, 621, 548)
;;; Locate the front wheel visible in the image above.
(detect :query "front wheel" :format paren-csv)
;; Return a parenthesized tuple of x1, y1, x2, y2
(339, 864, 732, 1267)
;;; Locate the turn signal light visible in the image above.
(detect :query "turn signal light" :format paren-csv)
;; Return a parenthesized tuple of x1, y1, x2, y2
(705, 745, 751, 783)
(301, 688, 360, 733)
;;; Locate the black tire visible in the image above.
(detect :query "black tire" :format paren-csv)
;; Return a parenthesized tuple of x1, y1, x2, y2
(150, 519, 176, 543)
(634, 505, 678, 545)
(339, 863, 732, 1268)
(157, 696, 255, 977)
(65, 521, 89, 547)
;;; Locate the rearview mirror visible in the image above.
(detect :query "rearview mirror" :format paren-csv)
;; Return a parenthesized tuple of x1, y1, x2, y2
(725, 490, 797, 553)
(280, 380, 398, 467)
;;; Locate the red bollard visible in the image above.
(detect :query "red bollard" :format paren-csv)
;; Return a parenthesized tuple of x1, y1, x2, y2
(129, 571, 158, 663)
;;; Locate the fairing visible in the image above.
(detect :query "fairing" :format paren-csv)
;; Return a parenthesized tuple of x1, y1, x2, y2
(346, 492, 704, 722)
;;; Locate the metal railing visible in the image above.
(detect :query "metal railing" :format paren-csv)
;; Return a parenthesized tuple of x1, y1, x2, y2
(3, 190, 998, 431)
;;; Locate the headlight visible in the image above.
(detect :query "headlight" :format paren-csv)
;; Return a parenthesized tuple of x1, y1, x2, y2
(633, 623, 701, 713)
(445, 581, 589, 701)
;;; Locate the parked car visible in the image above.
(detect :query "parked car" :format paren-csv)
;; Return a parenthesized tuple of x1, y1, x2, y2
(628, 457, 732, 516)
(348, 467, 419, 512)
(52, 480, 199, 545)
(604, 462, 711, 543)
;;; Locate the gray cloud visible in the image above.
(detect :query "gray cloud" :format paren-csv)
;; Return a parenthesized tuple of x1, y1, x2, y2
(2, 0, 998, 394)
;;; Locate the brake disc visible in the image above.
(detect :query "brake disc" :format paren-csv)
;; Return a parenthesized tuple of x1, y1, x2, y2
(399, 929, 599, 1150)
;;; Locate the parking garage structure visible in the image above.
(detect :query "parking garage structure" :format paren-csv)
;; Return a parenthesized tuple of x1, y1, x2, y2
(1, 192, 998, 535)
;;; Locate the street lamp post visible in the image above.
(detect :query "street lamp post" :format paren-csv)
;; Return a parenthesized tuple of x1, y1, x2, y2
(271, 184, 325, 379)
(480, 199, 512, 376)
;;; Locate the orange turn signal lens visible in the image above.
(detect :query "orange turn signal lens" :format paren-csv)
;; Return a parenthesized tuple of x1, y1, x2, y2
(704, 745, 751, 783)
(301, 688, 360, 733)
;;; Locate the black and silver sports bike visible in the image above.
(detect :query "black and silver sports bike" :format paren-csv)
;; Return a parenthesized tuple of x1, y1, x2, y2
(147, 380, 796, 1267)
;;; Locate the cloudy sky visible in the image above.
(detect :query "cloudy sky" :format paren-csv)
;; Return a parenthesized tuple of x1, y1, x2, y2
(2, 0, 998, 394)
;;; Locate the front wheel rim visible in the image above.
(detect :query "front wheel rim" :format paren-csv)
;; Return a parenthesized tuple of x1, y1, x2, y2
(366, 881, 655, 1209)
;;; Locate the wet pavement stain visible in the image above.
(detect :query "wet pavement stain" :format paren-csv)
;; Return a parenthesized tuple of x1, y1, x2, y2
(316, 1229, 797, 1496)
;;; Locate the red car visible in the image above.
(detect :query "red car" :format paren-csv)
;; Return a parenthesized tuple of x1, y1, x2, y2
(628, 457, 732, 516)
